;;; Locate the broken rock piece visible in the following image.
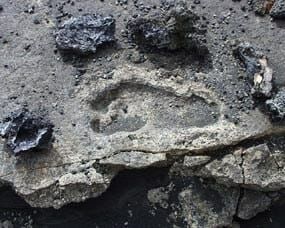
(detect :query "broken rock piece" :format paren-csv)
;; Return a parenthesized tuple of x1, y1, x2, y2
(234, 42, 273, 98)
(0, 110, 54, 155)
(126, 2, 208, 55)
(55, 14, 116, 54)
(266, 88, 285, 121)
(237, 189, 272, 220)
(270, 0, 285, 18)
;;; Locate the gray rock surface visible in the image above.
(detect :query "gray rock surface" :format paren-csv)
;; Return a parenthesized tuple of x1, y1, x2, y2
(237, 189, 272, 220)
(178, 178, 240, 228)
(0, 1, 285, 226)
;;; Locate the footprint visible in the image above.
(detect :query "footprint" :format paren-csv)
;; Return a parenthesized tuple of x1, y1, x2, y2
(90, 81, 219, 135)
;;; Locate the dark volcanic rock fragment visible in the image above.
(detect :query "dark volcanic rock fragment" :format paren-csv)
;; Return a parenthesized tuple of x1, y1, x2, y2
(126, 2, 208, 55)
(266, 88, 285, 121)
(0, 110, 54, 155)
(55, 14, 116, 54)
(270, 0, 285, 18)
(234, 42, 273, 98)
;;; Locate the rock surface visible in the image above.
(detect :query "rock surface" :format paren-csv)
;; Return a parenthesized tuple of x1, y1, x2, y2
(237, 189, 273, 220)
(0, 0, 285, 227)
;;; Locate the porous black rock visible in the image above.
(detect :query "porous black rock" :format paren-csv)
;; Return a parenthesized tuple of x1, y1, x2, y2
(266, 88, 285, 121)
(126, 2, 208, 55)
(55, 14, 116, 54)
(0, 110, 54, 155)
(234, 42, 273, 98)
(270, 0, 285, 19)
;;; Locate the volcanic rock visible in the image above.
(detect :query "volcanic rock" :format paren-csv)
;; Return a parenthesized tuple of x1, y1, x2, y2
(126, 2, 208, 55)
(55, 14, 116, 54)
(0, 110, 54, 155)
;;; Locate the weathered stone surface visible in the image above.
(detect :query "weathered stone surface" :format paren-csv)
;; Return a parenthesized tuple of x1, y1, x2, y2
(243, 144, 285, 190)
(198, 150, 244, 187)
(270, 0, 285, 18)
(56, 14, 115, 54)
(178, 178, 240, 228)
(183, 155, 211, 167)
(0, 64, 277, 208)
(1, 0, 285, 215)
(266, 88, 285, 121)
(237, 189, 272, 220)
(100, 151, 167, 168)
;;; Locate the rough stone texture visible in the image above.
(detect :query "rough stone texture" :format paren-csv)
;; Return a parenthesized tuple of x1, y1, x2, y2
(237, 189, 272, 220)
(243, 144, 285, 191)
(270, 0, 285, 18)
(100, 151, 167, 168)
(56, 14, 116, 54)
(183, 155, 211, 167)
(266, 88, 285, 121)
(1, 1, 285, 224)
(198, 150, 244, 187)
(178, 178, 240, 228)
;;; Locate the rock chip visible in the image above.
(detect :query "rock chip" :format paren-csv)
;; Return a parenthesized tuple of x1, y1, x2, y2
(266, 88, 285, 121)
(178, 178, 240, 228)
(126, 2, 208, 55)
(100, 151, 167, 168)
(237, 189, 272, 220)
(198, 151, 244, 187)
(55, 14, 116, 54)
(0, 110, 54, 155)
(183, 155, 211, 167)
(270, 0, 285, 18)
(234, 42, 273, 98)
(243, 144, 285, 190)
